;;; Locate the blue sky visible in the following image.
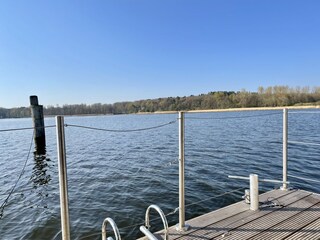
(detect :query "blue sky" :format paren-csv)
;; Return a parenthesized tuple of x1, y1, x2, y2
(0, 0, 319, 108)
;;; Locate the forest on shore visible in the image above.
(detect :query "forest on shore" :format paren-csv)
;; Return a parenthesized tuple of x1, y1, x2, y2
(1, 86, 320, 118)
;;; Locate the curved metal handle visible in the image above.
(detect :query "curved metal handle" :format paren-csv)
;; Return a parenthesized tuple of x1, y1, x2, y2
(144, 204, 169, 240)
(101, 217, 121, 240)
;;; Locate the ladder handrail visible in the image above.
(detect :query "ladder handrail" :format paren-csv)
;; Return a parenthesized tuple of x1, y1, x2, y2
(141, 204, 169, 240)
(102, 217, 121, 240)
(140, 226, 158, 240)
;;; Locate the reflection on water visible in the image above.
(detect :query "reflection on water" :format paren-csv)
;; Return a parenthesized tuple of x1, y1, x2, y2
(28, 151, 52, 211)
(0, 149, 53, 221)
(31, 151, 51, 187)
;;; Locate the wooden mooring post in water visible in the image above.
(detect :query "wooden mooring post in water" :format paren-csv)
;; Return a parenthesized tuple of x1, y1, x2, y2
(30, 95, 46, 154)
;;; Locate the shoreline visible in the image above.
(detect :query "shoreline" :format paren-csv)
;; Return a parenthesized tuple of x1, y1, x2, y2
(1, 105, 319, 120)
(149, 105, 320, 115)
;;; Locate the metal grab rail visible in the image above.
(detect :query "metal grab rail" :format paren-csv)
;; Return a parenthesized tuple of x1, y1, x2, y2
(228, 175, 290, 184)
(140, 204, 169, 240)
(102, 217, 121, 240)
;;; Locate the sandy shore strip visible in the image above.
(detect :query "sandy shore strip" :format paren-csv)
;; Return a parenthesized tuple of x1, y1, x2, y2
(150, 105, 320, 115)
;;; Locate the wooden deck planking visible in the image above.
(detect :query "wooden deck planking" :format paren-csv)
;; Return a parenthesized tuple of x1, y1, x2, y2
(137, 189, 320, 240)
(174, 190, 307, 240)
(147, 189, 285, 240)
(218, 193, 320, 239)
(250, 197, 320, 239)
(285, 217, 320, 239)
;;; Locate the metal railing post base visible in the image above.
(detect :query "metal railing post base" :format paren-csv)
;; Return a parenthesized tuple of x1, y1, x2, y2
(175, 224, 191, 232)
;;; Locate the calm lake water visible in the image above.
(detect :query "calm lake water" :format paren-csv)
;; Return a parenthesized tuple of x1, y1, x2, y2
(0, 110, 319, 239)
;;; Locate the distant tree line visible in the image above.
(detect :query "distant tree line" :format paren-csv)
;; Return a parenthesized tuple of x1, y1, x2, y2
(1, 86, 319, 119)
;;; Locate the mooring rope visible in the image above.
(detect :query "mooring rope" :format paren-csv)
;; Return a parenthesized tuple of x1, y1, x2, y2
(0, 130, 34, 218)
(185, 112, 282, 120)
(288, 140, 320, 147)
(65, 120, 177, 132)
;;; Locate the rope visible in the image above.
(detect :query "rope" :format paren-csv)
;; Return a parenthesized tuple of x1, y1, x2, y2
(259, 197, 283, 208)
(288, 140, 320, 147)
(185, 112, 281, 120)
(65, 120, 177, 132)
(288, 174, 320, 184)
(0, 125, 56, 133)
(0, 130, 34, 218)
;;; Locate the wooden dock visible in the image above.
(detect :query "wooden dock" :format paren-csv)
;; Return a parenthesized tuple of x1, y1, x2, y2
(139, 189, 320, 239)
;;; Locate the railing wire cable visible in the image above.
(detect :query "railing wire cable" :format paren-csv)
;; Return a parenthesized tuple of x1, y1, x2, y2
(288, 140, 320, 147)
(288, 174, 320, 184)
(0, 125, 56, 133)
(65, 120, 177, 132)
(185, 187, 244, 208)
(186, 112, 281, 120)
(0, 186, 36, 196)
(289, 111, 320, 114)
(0, 130, 34, 218)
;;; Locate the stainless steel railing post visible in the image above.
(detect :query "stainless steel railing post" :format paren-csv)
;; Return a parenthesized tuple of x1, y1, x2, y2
(176, 112, 190, 231)
(282, 108, 288, 190)
(56, 116, 71, 240)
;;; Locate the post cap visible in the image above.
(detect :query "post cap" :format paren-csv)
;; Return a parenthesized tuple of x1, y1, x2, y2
(30, 96, 39, 106)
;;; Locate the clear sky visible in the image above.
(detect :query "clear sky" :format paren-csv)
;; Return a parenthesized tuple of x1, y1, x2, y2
(0, 0, 319, 108)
